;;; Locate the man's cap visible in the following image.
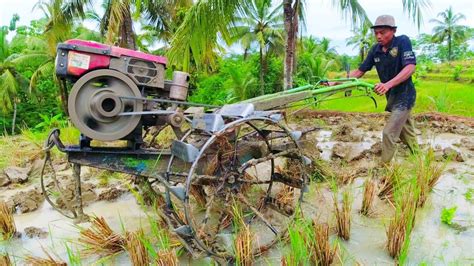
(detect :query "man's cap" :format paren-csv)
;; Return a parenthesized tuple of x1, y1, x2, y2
(371, 15, 397, 29)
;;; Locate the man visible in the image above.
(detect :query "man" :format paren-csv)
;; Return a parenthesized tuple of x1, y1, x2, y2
(350, 15, 417, 163)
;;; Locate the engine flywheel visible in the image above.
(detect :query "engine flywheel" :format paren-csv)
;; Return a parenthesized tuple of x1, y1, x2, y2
(68, 69, 143, 141)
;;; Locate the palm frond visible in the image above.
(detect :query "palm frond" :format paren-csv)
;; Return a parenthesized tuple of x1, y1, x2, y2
(331, 0, 370, 29)
(167, 0, 247, 71)
(11, 53, 50, 65)
(401, 0, 431, 29)
(0, 70, 20, 113)
(29, 61, 54, 94)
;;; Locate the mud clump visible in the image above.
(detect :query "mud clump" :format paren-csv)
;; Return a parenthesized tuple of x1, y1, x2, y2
(331, 142, 374, 162)
(56, 182, 97, 210)
(0, 174, 10, 187)
(442, 147, 465, 162)
(4, 166, 29, 184)
(98, 187, 128, 201)
(459, 137, 474, 151)
(11, 188, 44, 213)
(371, 141, 382, 155)
(24, 226, 48, 239)
(332, 124, 363, 142)
(332, 142, 349, 160)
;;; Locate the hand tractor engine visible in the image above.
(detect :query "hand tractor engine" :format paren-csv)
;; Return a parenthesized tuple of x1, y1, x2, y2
(56, 39, 191, 146)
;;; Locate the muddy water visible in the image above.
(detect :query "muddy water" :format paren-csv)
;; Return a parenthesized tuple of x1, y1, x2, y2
(0, 194, 147, 264)
(307, 129, 474, 265)
(407, 160, 474, 265)
(2, 125, 473, 265)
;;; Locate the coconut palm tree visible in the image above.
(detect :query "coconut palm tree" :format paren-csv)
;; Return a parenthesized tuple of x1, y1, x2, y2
(430, 6, 469, 61)
(346, 24, 374, 63)
(231, 0, 284, 95)
(297, 54, 336, 84)
(168, 0, 430, 90)
(225, 63, 257, 101)
(11, 0, 78, 114)
(0, 15, 27, 134)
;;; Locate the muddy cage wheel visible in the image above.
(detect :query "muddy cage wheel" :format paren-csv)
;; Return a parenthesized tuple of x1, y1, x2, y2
(165, 117, 308, 260)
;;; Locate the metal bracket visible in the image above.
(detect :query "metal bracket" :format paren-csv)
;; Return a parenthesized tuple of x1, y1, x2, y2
(218, 103, 255, 118)
(171, 140, 200, 163)
(191, 114, 225, 132)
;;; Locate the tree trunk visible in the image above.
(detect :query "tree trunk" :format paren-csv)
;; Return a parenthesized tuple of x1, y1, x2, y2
(259, 46, 265, 95)
(447, 34, 452, 62)
(283, 0, 293, 90)
(11, 102, 16, 135)
(243, 48, 249, 60)
(58, 80, 68, 116)
(283, 0, 299, 90)
(292, 2, 299, 76)
(120, 7, 137, 50)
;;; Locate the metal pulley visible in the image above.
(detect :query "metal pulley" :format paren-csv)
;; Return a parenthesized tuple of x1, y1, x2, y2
(68, 69, 143, 141)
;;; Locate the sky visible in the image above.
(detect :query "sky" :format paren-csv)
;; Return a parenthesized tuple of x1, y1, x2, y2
(1, 0, 473, 55)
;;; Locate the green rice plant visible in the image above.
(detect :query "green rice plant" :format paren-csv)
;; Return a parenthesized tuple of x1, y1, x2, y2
(126, 229, 150, 266)
(413, 149, 446, 208)
(385, 177, 419, 261)
(24, 247, 67, 266)
(452, 65, 463, 81)
(378, 163, 405, 203)
(64, 242, 82, 266)
(77, 216, 126, 256)
(360, 177, 377, 216)
(464, 188, 473, 203)
(0, 252, 12, 266)
(283, 210, 312, 266)
(0, 201, 16, 240)
(310, 221, 336, 266)
(128, 185, 179, 265)
(440, 206, 457, 225)
(232, 202, 253, 266)
(334, 188, 352, 240)
(283, 207, 337, 266)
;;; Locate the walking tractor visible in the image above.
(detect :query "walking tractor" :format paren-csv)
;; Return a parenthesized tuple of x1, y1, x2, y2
(43, 39, 375, 260)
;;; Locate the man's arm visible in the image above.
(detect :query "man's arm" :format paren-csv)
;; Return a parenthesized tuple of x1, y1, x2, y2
(374, 64, 416, 95)
(349, 69, 365, 78)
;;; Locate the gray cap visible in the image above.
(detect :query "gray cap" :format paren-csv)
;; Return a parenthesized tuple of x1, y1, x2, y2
(371, 15, 397, 29)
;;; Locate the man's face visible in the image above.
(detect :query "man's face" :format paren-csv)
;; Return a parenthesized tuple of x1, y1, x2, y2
(373, 27, 396, 47)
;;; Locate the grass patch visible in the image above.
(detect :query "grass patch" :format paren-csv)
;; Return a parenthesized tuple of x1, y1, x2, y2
(316, 73, 474, 117)
(0, 125, 80, 170)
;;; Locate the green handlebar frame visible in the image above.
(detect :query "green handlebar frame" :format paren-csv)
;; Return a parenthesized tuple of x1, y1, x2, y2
(241, 78, 376, 111)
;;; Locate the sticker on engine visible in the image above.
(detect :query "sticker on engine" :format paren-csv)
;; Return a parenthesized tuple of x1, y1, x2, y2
(68, 52, 90, 69)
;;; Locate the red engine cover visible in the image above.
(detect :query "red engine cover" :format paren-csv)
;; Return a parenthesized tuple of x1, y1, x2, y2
(66, 51, 111, 76)
(58, 39, 167, 78)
